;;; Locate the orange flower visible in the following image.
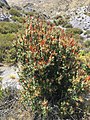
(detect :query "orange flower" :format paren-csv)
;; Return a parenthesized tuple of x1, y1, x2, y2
(29, 46, 36, 52)
(85, 76, 90, 81)
(70, 39, 74, 44)
(40, 40, 46, 46)
(69, 39, 75, 47)
(62, 42, 67, 48)
(29, 46, 33, 51)
(38, 61, 42, 65)
(71, 43, 75, 47)
(71, 49, 75, 54)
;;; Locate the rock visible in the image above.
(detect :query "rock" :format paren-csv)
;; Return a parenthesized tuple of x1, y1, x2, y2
(0, 13, 10, 21)
(0, 0, 10, 9)
(12, 5, 22, 10)
(0, 8, 11, 21)
(0, 65, 22, 90)
(0, 63, 4, 67)
(69, 6, 90, 32)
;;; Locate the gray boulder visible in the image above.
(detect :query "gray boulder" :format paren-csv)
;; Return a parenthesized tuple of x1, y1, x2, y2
(0, 0, 10, 9)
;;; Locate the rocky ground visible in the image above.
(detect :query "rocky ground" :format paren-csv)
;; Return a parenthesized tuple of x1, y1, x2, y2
(68, 6, 90, 40)
(6, 0, 90, 17)
(0, 64, 33, 120)
(0, 64, 21, 90)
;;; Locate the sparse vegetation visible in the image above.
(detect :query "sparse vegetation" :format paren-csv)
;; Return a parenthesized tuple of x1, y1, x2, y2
(84, 40, 90, 47)
(84, 30, 90, 35)
(84, 12, 90, 16)
(11, 16, 24, 23)
(10, 74, 16, 79)
(24, 11, 35, 16)
(0, 33, 16, 63)
(0, 87, 3, 99)
(53, 15, 73, 28)
(66, 28, 83, 35)
(63, 23, 73, 28)
(0, 22, 21, 34)
(0, 20, 23, 63)
(54, 18, 67, 26)
(0, 78, 3, 99)
(9, 8, 22, 17)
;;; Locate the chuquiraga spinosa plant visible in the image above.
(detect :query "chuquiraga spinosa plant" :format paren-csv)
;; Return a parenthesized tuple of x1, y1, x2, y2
(16, 16, 90, 119)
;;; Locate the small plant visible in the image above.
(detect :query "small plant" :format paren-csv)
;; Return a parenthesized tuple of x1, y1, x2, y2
(63, 23, 73, 28)
(0, 33, 16, 63)
(0, 21, 22, 63)
(9, 8, 22, 17)
(10, 74, 16, 79)
(84, 40, 90, 48)
(53, 15, 71, 28)
(0, 87, 3, 99)
(84, 30, 90, 35)
(24, 11, 35, 16)
(0, 78, 3, 99)
(11, 16, 24, 23)
(54, 15, 63, 19)
(84, 12, 90, 17)
(54, 18, 67, 26)
(66, 28, 83, 35)
(0, 77, 2, 81)
(0, 22, 21, 34)
(78, 51, 90, 75)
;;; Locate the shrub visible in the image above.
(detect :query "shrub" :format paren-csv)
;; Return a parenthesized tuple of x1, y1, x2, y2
(54, 15, 63, 19)
(11, 16, 24, 23)
(73, 34, 83, 42)
(84, 40, 90, 47)
(9, 8, 22, 17)
(78, 51, 90, 75)
(63, 23, 73, 28)
(53, 15, 71, 28)
(0, 21, 22, 63)
(0, 33, 16, 63)
(0, 77, 3, 99)
(84, 12, 90, 17)
(84, 30, 90, 35)
(0, 87, 3, 99)
(0, 22, 21, 34)
(54, 18, 67, 26)
(16, 16, 89, 119)
(66, 28, 83, 35)
(24, 11, 35, 16)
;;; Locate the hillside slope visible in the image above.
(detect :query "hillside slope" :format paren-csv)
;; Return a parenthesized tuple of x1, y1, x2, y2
(6, 0, 90, 17)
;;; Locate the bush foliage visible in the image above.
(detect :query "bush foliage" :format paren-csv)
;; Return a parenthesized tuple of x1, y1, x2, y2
(0, 33, 16, 63)
(16, 16, 90, 119)
(0, 21, 22, 63)
(66, 28, 83, 35)
(0, 22, 21, 34)
(11, 16, 24, 23)
(9, 8, 22, 17)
